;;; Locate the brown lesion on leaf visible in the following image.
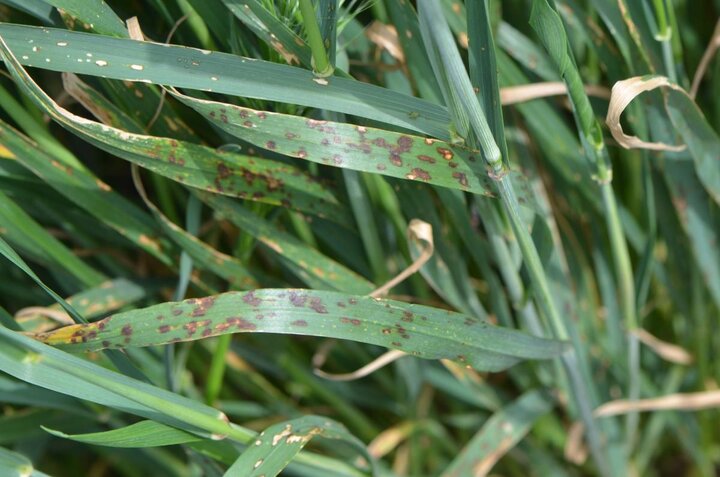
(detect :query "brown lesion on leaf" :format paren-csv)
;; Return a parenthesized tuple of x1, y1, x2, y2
(190, 296, 216, 317)
(235, 318, 257, 330)
(341, 317, 362, 326)
(121, 324, 133, 336)
(308, 297, 328, 314)
(437, 147, 454, 160)
(452, 172, 469, 188)
(217, 162, 232, 180)
(243, 291, 262, 307)
(184, 320, 199, 336)
(397, 136, 413, 151)
(291, 319, 308, 327)
(269, 40, 300, 65)
(417, 154, 436, 163)
(407, 168, 431, 181)
(158, 324, 172, 333)
(289, 291, 308, 307)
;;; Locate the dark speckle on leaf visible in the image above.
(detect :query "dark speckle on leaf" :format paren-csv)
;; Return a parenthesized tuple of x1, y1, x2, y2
(243, 291, 262, 307)
(309, 297, 328, 313)
(407, 168, 431, 181)
(289, 291, 307, 307)
(452, 172, 469, 187)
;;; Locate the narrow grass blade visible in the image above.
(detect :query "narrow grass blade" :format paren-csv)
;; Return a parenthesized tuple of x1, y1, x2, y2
(0, 325, 245, 441)
(0, 236, 87, 324)
(222, 0, 310, 67)
(664, 87, 720, 207)
(16, 278, 145, 331)
(200, 193, 374, 294)
(441, 390, 552, 477)
(224, 416, 373, 477)
(0, 189, 105, 287)
(0, 119, 173, 264)
(662, 161, 720, 308)
(385, 0, 442, 102)
(133, 169, 258, 290)
(44, 420, 203, 447)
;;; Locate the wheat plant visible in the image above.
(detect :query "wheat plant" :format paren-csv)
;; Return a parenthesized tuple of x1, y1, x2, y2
(0, 0, 718, 476)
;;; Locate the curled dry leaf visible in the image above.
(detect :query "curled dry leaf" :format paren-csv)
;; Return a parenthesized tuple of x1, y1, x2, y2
(313, 348, 407, 382)
(368, 421, 415, 458)
(313, 219, 435, 381)
(632, 328, 693, 365)
(563, 421, 588, 465)
(15, 307, 73, 326)
(499, 82, 610, 105)
(126, 16, 144, 41)
(606, 76, 687, 151)
(594, 390, 720, 417)
(370, 219, 434, 298)
(365, 21, 405, 63)
(690, 18, 720, 99)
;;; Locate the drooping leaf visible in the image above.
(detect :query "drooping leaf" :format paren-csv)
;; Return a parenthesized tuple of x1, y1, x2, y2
(0, 45, 351, 226)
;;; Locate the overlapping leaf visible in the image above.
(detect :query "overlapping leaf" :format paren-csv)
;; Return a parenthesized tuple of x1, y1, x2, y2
(0, 23, 451, 139)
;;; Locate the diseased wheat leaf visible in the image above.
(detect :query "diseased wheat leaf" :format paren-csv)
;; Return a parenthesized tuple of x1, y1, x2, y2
(171, 88, 506, 198)
(33, 288, 568, 372)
